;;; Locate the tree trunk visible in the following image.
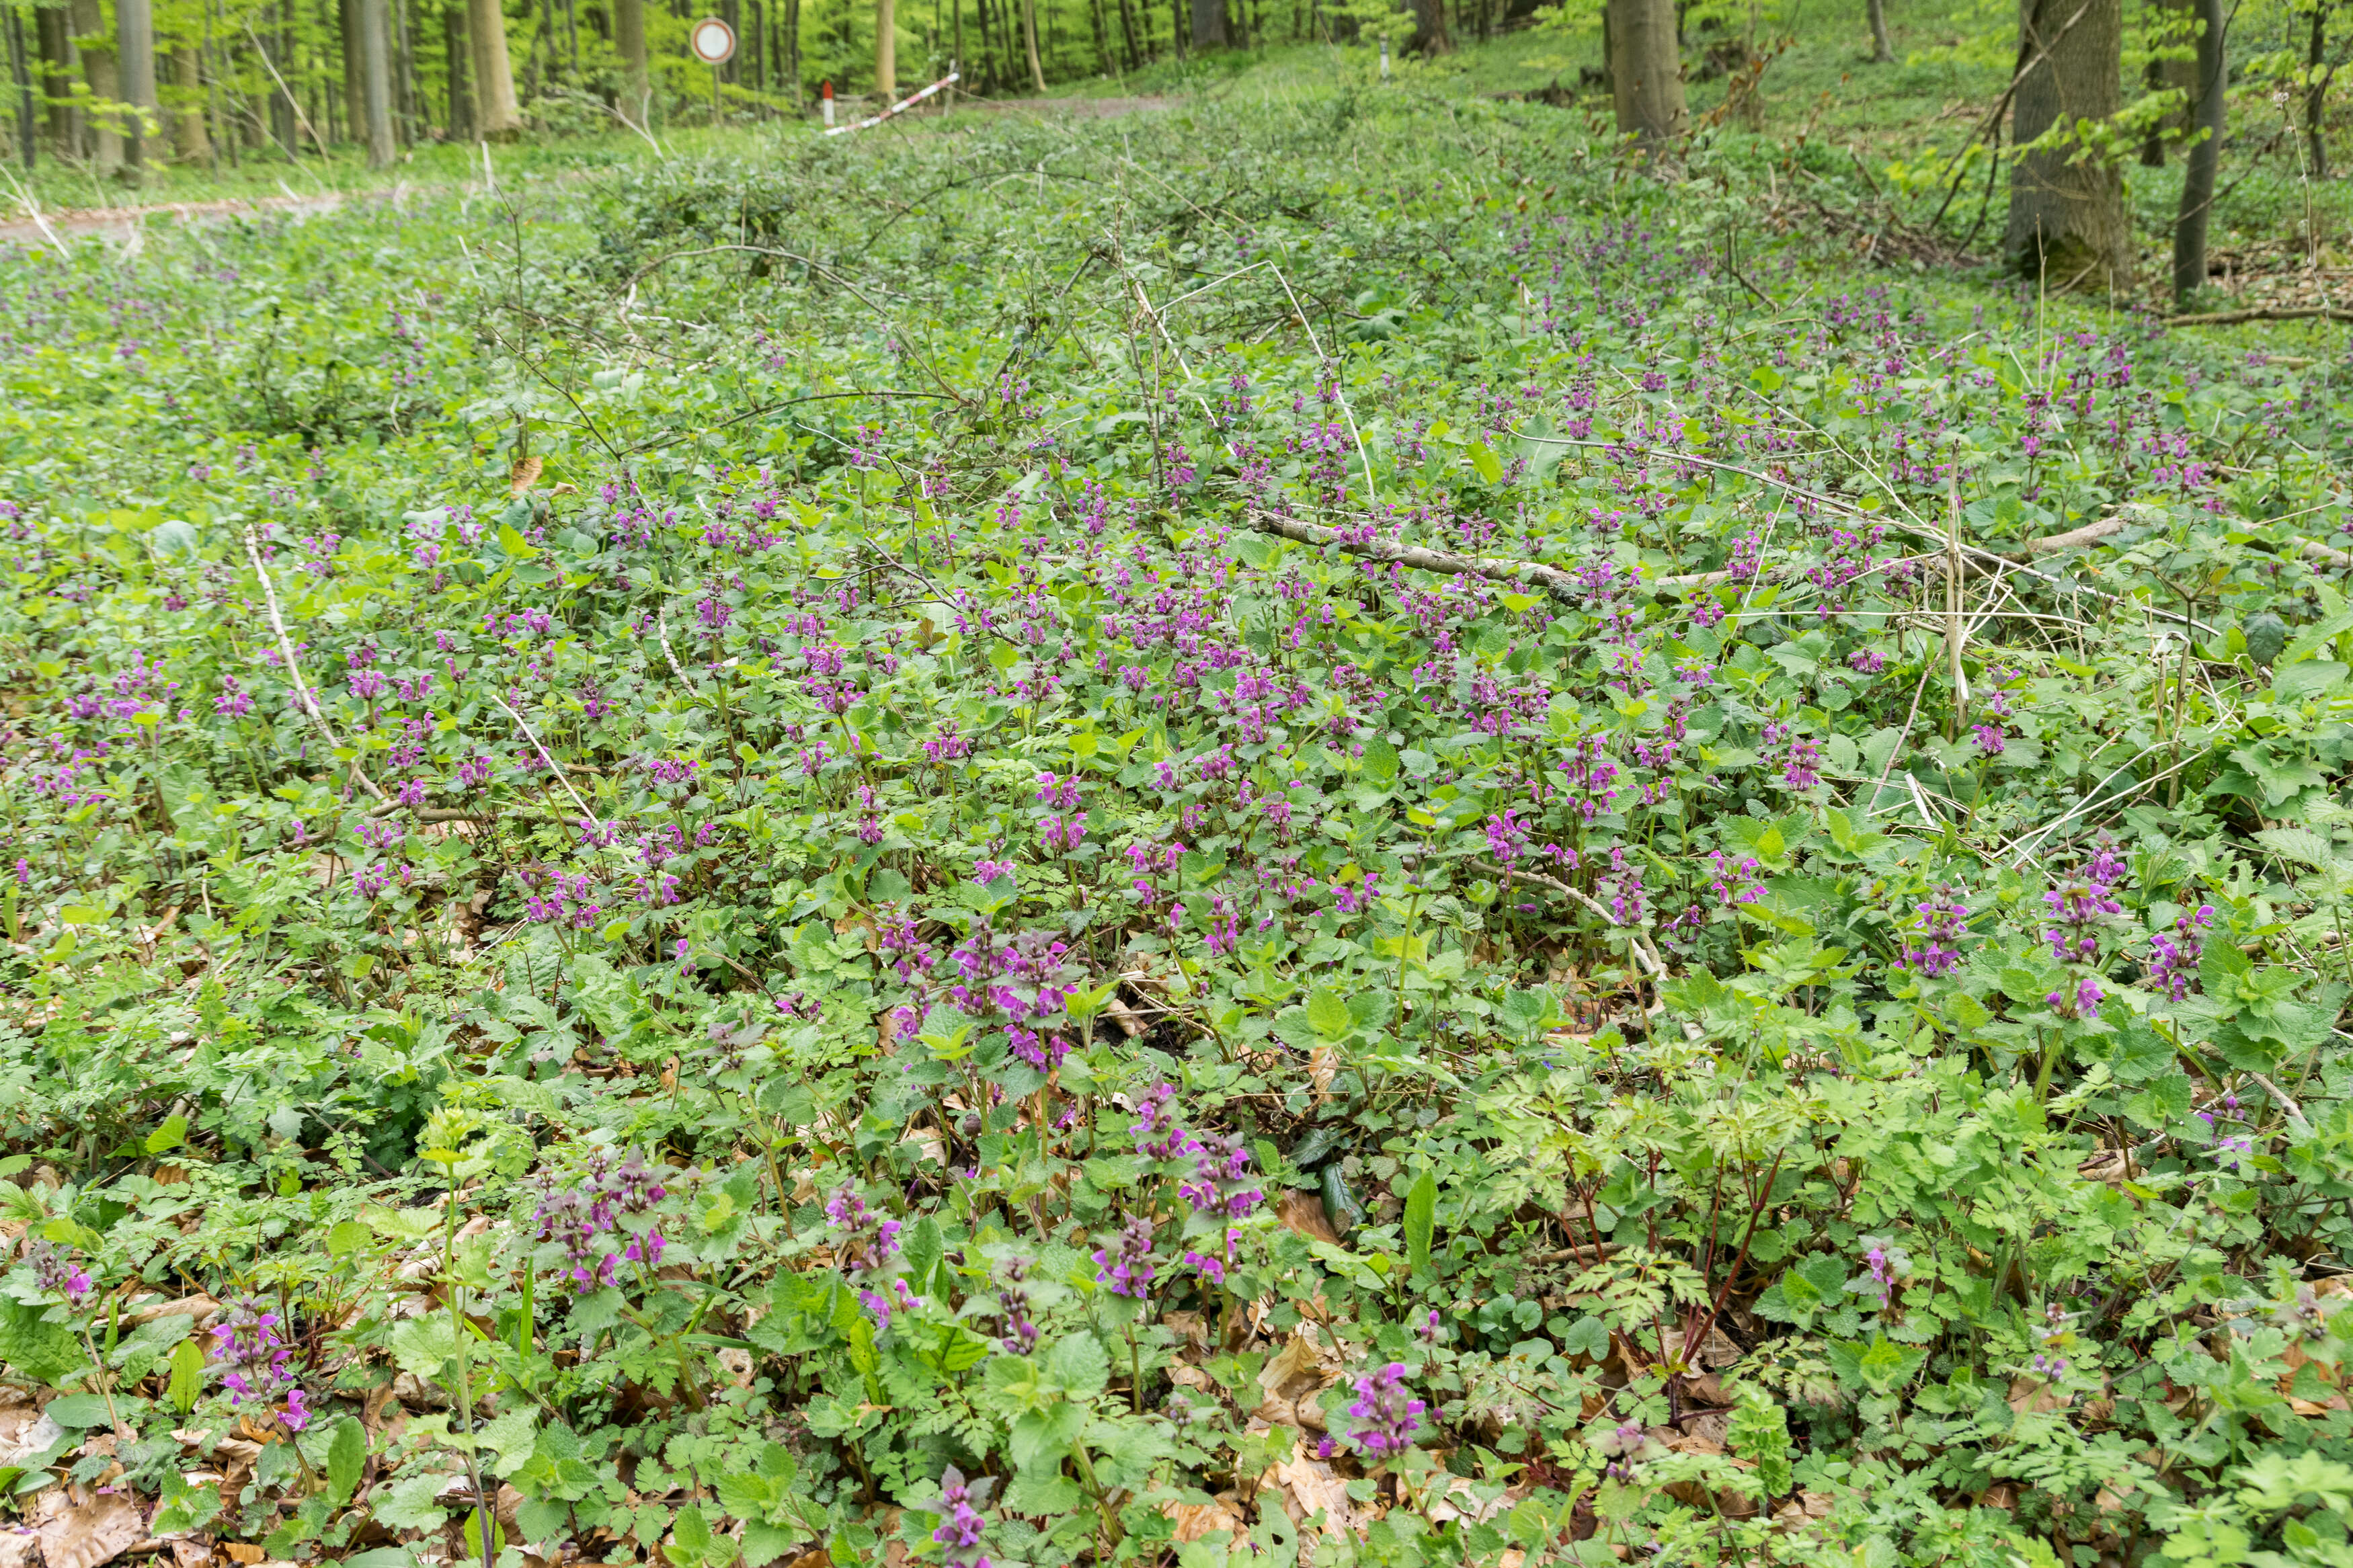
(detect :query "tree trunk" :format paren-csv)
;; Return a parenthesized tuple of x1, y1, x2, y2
(171, 44, 210, 159)
(5, 5, 33, 169)
(74, 0, 120, 169)
(1116, 0, 1140, 68)
(1412, 0, 1449, 53)
(1089, 0, 1112, 73)
(1020, 0, 1044, 85)
(876, 0, 895, 99)
(2140, 0, 2194, 165)
(36, 3, 77, 154)
(1867, 0, 1893, 61)
(1605, 0, 1683, 147)
(1189, 0, 1222, 47)
(358, 0, 395, 162)
(444, 0, 477, 136)
(342, 0, 366, 138)
(2307, 2, 2330, 178)
(467, 0, 520, 134)
(615, 0, 647, 116)
(116, 0, 155, 168)
(2170, 0, 2225, 306)
(2003, 0, 2127, 291)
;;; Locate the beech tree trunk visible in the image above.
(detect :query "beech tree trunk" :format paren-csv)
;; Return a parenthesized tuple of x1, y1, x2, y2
(443, 0, 476, 137)
(1605, 0, 1683, 148)
(466, 0, 520, 135)
(36, 5, 77, 153)
(2140, 0, 2195, 165)
(875, 0, 895, 99)
(1414, 0, 1450, 54)
(615, 0, 647, 116)
(2003, 0, 2128, 291)
(171, 44, 210, 159)
(2306, 2, 2329, 177)
(1189, 0, 1222, 48)
(359, 0, 395, 163)
(342, 0, 365, 139)
(75, 0, 120, 169)
(2170, 0, 2225, 306)
(1867, 0, 1893, 62)
(1020, 0, 1044, 86)
(116, 0, 155, 168)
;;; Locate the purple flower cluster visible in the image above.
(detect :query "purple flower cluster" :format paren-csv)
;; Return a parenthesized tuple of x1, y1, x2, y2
(1897, 887, 1969, 977)
(2147, 905, 2215, 1001)
(1091, 1215, 1157, 1299)
(25, 1241, 90, 1306)
(530, 1149, 670, 1292)
(929, 1468, 994, 1568)
(211, 1297, 301, 1422)
(827, 1189, 921, 1327)
(2044, 847, 2127, 963)
(1345, 1362, 1426, 1456)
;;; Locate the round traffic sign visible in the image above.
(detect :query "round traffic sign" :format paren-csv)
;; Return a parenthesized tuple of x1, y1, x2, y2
(688, 16, 736, 65)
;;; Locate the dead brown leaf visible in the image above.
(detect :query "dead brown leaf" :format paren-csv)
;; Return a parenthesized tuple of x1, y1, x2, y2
(1268, 1452, 1357, 1540)
(37, 1493, 147, 1568)
(1277, 1191, 1340, 1247)
(1160, 1497, 1246, 1543)
(509, 456, 545, 494)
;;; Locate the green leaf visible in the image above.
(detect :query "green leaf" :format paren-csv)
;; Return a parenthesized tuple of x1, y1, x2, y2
(1043, 1331, 1110, 1399)
(166, 1338, 206, 1413)
(1010, 1401, 1088, 1471)
(1361, 735, 1400, 784)
(389, 1316, 460, 1378)
(1306, 987, 1352, 1039)
(326, 1220, 372, 1257)
(1726, 1387, 1792, 1497)
(327, 1417, 367, 1506)
(1402, 1167, 1437, 1276)
(0, 1298, 86, 1385)
(145, 1115, 188, 1154)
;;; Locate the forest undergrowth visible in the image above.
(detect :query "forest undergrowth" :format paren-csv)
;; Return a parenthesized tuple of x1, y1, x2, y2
(6, 85, 2353, 1568)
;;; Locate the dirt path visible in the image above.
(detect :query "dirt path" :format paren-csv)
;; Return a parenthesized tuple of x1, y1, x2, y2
(0, 189, 355, 247)
(0, 95, 1174, 248)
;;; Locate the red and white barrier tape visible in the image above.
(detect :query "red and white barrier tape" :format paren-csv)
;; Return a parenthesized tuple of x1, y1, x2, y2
(824, 71, 962, 136)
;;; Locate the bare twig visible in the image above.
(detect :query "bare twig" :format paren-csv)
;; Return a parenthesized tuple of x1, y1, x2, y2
(489, 691, 605, 836)
(243, 528, 389, 804)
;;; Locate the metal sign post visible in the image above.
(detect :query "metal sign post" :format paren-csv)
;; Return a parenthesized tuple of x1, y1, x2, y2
(689, 17, 736, 122)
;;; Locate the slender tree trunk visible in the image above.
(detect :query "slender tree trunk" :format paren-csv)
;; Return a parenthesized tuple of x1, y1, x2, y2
(2141, 0, 2194, 165)
(1189, 0, 1222, 46)
(950, 0, 961, 84)
(2171, 0, 2226, 306)
(877, 0, 895, 97)
(616, 0, 647, 116)
(1412, 0, 1448, 52)
(358, 0, 395, 161)
(170, 44, 210, 158)
(116, 0, 155, 168)
(342, 0, 366, 137)
(444, 0, 477, 136)
(1170, 0, 1184, 57)
(1116, 0, 1140, 67)
(2004, 0, 2128, 290)
(1089, 0, 1112, 72)
(467, 0, 521, 133)
(36, 4, 77, 153)
(1867, 0, 1893, 60)
(2307, 2, 2331, 177)
(1020, 0, 1043, 84)
(786, 0, 800, 101)
(1605, 0, 1683, 147)
(74, 0, 120, 169)
(5, 5, 34, 169)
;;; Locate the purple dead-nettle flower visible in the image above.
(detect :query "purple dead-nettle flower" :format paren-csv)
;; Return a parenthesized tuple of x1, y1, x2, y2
(929, 1467, 995, 1568)
(2044, 850, 2127, 961)
(1178, 1131, 1265, 1218)
(1092, 1215, 1158, 1298)
(1417, 1308, 1446, 1344)
(2046, 976, 2104, 1020)
(531, 1150, 669, 1292)
(211, 1297, 296, 1406)
(1858, 1235, 1910, 1308)
(1780, 735, 1822, 791)
(214, 676, 254, 718)
(828, 1188, 921, 1327)
(2212, 1134, 2256, 1172)
(1897, 886, 1969, 977)
(25, 1241, 91, 1307)
(1130, 1082, 1190, 1160)
(2146, 904, 2215, 1001)
(1345, 1362, 1426, 1457)
(996, 1257, 1039, 1354)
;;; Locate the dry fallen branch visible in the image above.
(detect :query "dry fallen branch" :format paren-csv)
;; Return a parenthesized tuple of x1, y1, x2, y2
(2167, 305, 2353, 327)
(243, 528, 390, 807)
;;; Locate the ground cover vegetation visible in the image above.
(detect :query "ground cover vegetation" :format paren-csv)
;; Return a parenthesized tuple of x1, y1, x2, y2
(14, 10, 2353, 1568)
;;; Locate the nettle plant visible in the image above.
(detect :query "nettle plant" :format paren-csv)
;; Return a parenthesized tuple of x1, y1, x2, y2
(9, 85, 2353, 1568)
